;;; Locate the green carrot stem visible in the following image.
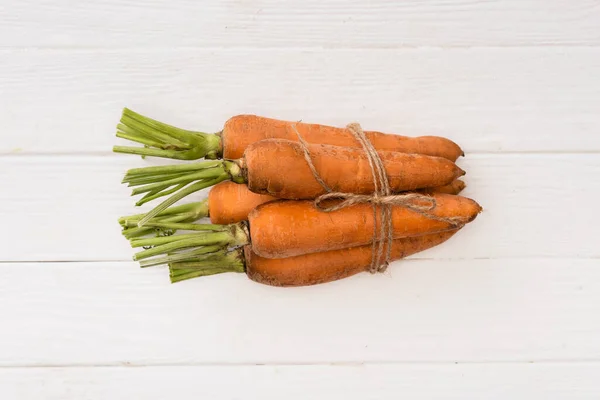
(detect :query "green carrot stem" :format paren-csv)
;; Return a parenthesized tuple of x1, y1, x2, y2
(113, 146, 187, 160)
(169, 268, 235, 283)
(139, 245, 226, 268)
(125, 172, 193, 187)
(140, 221, 224, 232)
(168, 249, 246, 282)
(113, 108, 222, 160)
(119, 116, 192, 149)
(131, 222, 249, 261)
(120, 200, 210, 239)
(137, 176, 222, 227)
(122, 212, 203, 237)
(130, 232, 226, 248)
(135, 184, 187, 206)
(133, 234, 229, 260)
(124, 160, 223, 178)
(131, 168, 225, 196)
(115, 132, 166, 149)
(119, 201, 206, 225)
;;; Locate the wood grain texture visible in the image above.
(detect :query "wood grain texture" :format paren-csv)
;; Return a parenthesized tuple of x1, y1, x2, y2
(0, 259, 598, 366)
(2, 0, 600, 48)
(1, 48, 600, 155)
(2, 154, 598, 262)
(2, 364, 600, 400)
(3, 1, 600, 394)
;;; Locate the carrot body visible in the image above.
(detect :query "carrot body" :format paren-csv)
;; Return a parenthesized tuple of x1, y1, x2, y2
(208, 181, 277, 225)
(208, 180, 465, 225)
(248, 193, 481, 258)
(418, 179, 466, 195)
(222, 115, 463, 161)
(244, 230, 458, 287)
(244, 139, 465, 199)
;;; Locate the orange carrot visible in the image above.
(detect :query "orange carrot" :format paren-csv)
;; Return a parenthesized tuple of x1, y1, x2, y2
(418, 179, 466, 195)
(208, 181, 277, 225)
(209, 180, 465, 224)
(248, 193, 481, 258)
(119, 180, 467, 240)
(113, 108, 464, 161)
(244, 139, 465, 199)
(167, 230, 457, 286)
(126, 193, 480, 267)
(118, 182, 273, 238)
(221, 114, 463, 161)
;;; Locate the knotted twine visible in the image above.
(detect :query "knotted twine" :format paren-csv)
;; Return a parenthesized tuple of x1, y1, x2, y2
(291, 122, 466, 273)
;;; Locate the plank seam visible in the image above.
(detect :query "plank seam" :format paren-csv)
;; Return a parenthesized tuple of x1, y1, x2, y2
(2, 359, 600, 369)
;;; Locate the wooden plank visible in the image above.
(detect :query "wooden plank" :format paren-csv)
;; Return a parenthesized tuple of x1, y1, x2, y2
(2, 0, 600, 48)
(0, 259, 599, 365)
(2, 364, 600, 400)
(2, 154, 599, 262)
(1, 48, 600, 155)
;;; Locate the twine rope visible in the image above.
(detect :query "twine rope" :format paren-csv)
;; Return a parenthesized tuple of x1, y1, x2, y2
(291, 122, 465, 273)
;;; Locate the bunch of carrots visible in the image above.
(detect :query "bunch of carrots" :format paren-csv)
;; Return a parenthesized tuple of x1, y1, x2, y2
(114, 109, 482, 286)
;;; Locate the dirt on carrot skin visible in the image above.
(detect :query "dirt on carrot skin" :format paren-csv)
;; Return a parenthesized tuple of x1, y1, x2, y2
(248, 193, 481, 259)
(222, 114, 464, 161)
(243, 139, 465, 199)
(207, 180, 466, 225)
(418, 179, 466, 195)
(244, 230, 458, 287)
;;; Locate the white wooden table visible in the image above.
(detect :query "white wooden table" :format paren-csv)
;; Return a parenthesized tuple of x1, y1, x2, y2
(2, 1, 600, 398)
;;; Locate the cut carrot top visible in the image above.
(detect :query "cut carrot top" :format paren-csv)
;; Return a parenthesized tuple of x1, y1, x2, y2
(113, 108, 222, 160)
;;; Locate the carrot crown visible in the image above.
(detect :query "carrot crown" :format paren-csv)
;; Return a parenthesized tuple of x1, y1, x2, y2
(113, 108, 223, 160)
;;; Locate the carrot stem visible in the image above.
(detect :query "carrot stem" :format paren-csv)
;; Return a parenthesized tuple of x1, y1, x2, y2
(139, 245, 226, 268)
(130, 168, 225, 196)
(124, 160, 223, 178)
(137, 174, 228, 226)
(119, 201, 207, 226)
(168, 250, 246, 282)
(120, 201, 211, 240)
(127, 160, 243, 227)
(130, 222, 250, 264)
(112, 108, 222, 160)
(135, 184, 187, 206)
(169, 267, 238, 283)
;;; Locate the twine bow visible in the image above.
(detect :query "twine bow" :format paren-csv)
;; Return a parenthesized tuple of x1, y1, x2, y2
(292, 122, 465, 273)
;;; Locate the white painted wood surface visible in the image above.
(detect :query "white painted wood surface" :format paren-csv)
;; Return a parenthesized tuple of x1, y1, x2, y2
(2, 48, 600, 155)
(1, 259, 599, 365)
(1, 1, 599, 398)
(3, 0, 600, 48)
(2, 364, 600, 400)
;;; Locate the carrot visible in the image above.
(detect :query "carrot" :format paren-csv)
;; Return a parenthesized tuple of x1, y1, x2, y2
(207, 180, 464, 224)
(208, 181, 276, 225)
(113, 108, 464, 161)
(221, 115, 464, 161)
(119, 180, 466, 240)
(122, 139, 465, 225)
(243, 139, 464, 199)
(248, 193, 481, 258)
(418, 179, 466, 195)
(119, 181, 275, 240)
(122, 193, 481, 267)
(168, 230, 458, 287)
